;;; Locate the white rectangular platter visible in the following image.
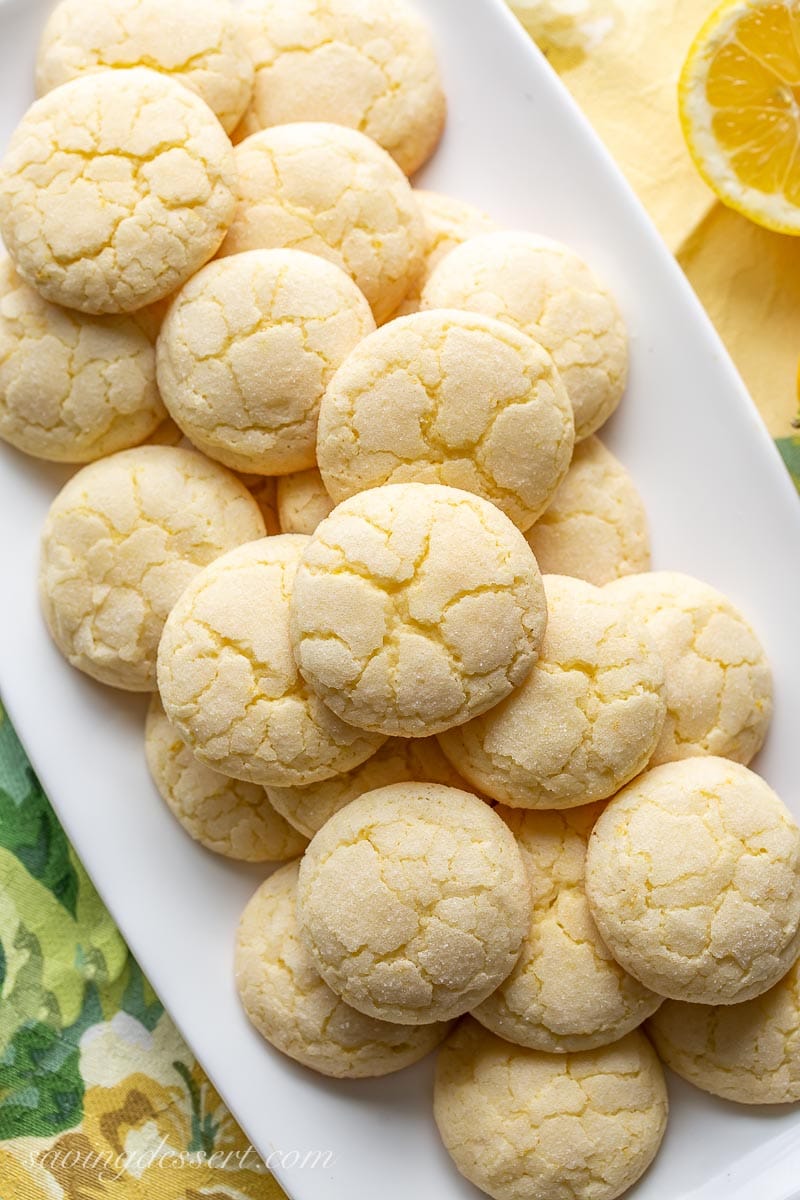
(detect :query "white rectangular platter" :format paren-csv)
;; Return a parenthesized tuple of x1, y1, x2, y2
(2, 0, 800, 1196)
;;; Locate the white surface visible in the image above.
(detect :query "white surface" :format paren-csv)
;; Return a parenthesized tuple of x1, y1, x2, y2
(2, 0, 800, 1197)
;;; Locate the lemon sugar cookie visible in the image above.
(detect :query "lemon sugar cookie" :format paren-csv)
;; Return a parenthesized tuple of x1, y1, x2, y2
(236, 0, 445, 175)
(585, 758, 800, 1004)
(393, 190, 496, 318)
(316, 310, 574, 531)
(526, 437, 650, 585)
(40, 446, 265, 691)
(236, 862, 452, 1078)
(218, 123, 425, 325)
(473, 805, 662, 1052)
(422, 231, 628, 439)
(605, 571, 773, 767)
(145, 695, 307, 862)
(290, 482, 547, 738)
(0, 258, 164, 463)
(238, 473, 281, 535)
(157, 534, 385, 786)
(647, 956, 800, 1104)
(434, 1021, 668, 1200)
(0, 69, 237, 315)
(438, 574, 666, 808)
(276, 468, 334, 536)
(267, 734, 477, 838)
(297, 783, 530, 1024)
(156, 249, 375, 475)
(35, 0, 254, 134)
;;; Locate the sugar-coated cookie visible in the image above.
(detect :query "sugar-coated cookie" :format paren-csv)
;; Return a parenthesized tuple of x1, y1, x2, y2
(267, 734, 477, 838)
(422, 231, 627, 439)
(438, 574, 666, 808)
(145, 694, 307, 862)
(237, 473, 281, 535)
(35, 0, 253, 133)
(605, 571, 772, 767)
(393, 191, 496, 318)
(647, 956, 800, 1104)
(236, 861, 452, 1077)
(316, 310, 574, 531)
(157, 249, 375, 475)
(290, 482, 547, 737)
(157, 534, 384, 785)
(236, 0, 445, 175)
(585, 758, 800, 1004)
(0, 69, 237, 315)
(0, 258, 164, 462)
(473, 805, 662, 1052)
(218, 123, 425, 325)
(40, 446, 264, 691)
(526, 437, 650, 585)
(276, 468, 334, 535)
(434, 1020, 668, 1200)
(297, 783, 530, 1023)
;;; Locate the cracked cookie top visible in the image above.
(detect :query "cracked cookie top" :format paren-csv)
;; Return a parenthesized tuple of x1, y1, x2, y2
(296, 783, 530, 1023)
(289, 482, 547, 738)
(276, 467, 334, 536)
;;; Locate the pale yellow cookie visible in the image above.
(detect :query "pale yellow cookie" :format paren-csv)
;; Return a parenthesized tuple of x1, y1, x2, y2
(236, 861, 452, 1077)
(604, 571, 773, 767)
(393, 191, 496, 318)
(0, 68, 237, 315)
(585, 758, 800, 1004)
(156, 249, 375, 474)
(525, 437, 650, 585)
(157, 534, 384, 785)
(422, 231, 627, 439)
(647, 956, 800, 1104)
(267, 734, 478, 838)
(438, 574, 666, 808)
(434, 1020, 668, 1200)
(145, 694, 307, 862)
(276, 468, 334, 535)
(0, 258, 164, 463)
(40, 446, 264, 691)
(236, 0, 445, 175)
(473, 804, 662, 1052)
(297, 783, 530, 1024)
(238, 473, 280, 535)
(217, 123, 425, 325)
(316, 310, 574, 531)
(290, 482, 547, 737)
(35, 0, 254, 134)
(145, 416, 184, 447)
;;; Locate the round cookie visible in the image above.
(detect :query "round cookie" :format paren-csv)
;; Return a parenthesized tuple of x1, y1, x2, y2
(604, 571, 772, 768)
(276, 468, 334, 535)
(421, 231, 628, 439)
(35, 0, 254, 134)
(646, 956, 800, 1104)
(157, 534, 385, 786)
(156, 249, 375, 475)
(316, 310, 574, 531)
(585, 758, 800, 1005)
(393, 190, 496, 318)
(438, 574, 666, 808)
(236, 0, 445, 175)
(0, 68, 237, 315)
(297, 783, 530, 1023)
(145, 694, 307, 862)
(525, 437, 650, 586)
(237, 473, 281, 535)
(473, 805, 662, 1052)
(433, 1020, 668, 1200)
(267, 734, 479, 838)
(0, 258, 164, 463)
(236, 861, 452, 1077)
(217, 123, 425, 325)
(40, 446, 265, 691)
(289, 482, 547, 738)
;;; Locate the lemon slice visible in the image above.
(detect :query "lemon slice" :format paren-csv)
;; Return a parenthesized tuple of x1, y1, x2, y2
(680, 0, 800, 233)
